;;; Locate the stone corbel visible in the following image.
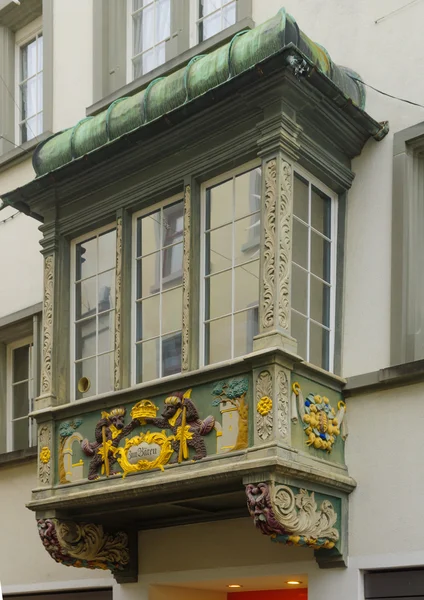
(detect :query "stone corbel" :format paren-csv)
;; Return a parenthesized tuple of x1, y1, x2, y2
(245, 481, 346, 567)
(37, 518, 137, 583)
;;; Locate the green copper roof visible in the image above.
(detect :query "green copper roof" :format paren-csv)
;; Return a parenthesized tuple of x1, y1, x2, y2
(33, 8, 369, 177)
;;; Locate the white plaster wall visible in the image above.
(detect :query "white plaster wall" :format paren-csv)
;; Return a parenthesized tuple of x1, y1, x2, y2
(253, 0, 424, 375)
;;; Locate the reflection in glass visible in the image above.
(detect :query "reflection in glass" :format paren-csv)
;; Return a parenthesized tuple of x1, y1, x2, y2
(136, 339, 160, 383)
(234, 262, 259, 312)
(13, 419, 29, 452)
(234, 308, 258, 357)
(76, 357, 97, 399)
(98, 352, 114, 394)
(12, 382, 29, 420)
(206, 270, 232, 320)
(205, 316, 232, 364)
(162, 333, 182, 376)
(98, 229, 117, 273)
(291, 311, 307, 360)
(310, 321, 330, 371)
(98, 312, 114, 354)
(75, 318, 96, 360)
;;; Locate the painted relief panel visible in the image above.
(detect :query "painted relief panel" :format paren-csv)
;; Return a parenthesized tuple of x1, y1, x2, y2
(290, 374, 346, 464)
(56, 376, 252, 484)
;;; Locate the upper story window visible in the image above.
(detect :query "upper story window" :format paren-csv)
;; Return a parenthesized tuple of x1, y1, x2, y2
(201, 165, 261, 365)
(291, 172, 337, 371)
(7, 338, 36, 452)
(71, 226, 117, 400)
(128, 0, 171, 79)
(198, 0, 236, 42)
(133, 197, 184, 383)
(17, 29, 43, 143)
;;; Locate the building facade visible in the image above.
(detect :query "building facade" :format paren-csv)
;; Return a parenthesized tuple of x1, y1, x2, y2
(1, 1, 424, 599)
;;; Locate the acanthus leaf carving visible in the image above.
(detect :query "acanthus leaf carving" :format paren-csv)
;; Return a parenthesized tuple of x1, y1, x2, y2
(41, 255, 54, 395)
(262, 160, 276, 330)
(277, 368, 289, 441)
(246, 482, 339, 550)
(182, 184, 191, 372)
(37, 518, 130, 573)
(278, 161, 292, 330)
(114, 217, 122, 390)
(255, 370, 273, 440)
(38, 424, 52, 485)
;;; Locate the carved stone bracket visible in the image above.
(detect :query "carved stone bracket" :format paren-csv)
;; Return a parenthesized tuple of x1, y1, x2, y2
(37, 518, 137, 582)
(245, 481, 343, 566)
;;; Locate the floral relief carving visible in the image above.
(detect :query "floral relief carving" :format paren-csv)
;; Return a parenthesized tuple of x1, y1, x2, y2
(114, 217, 122, 390)
(278, 161, 292, 330)
(182, 184, 191, 372)
(277, 368, 289, 441)
(38, 424, 52, 485)
(256, 370, 273, 440)
(41, 255, 54, 395)
(262, 160, 277, 330)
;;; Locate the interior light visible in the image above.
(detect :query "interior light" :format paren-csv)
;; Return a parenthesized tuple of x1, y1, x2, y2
(286, 581, 302, 585)
(227, 584, 243, 588)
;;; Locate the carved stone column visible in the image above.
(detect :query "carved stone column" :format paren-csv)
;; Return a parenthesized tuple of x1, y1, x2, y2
(254, 107, 301, 355)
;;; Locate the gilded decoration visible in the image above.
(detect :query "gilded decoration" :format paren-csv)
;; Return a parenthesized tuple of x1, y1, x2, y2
(41, 254, 54, 395)
(246, 482, 339, 550)
(116, 432, 175, 477)
(291, 382, 347, 451)
(262, 159, 277, 330)
(211, 378, 249, 452)
(58, 420, 83, 484)
(37, 518, 129, 573)
(182, 184, 191, 372)
(38, 424, 52, 485)
(255, 371, 273, 441)
(278, 161, 292, 331)
(114, 216, 122, 390)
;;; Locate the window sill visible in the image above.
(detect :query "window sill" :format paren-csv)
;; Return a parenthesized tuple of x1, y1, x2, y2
(0, 131, 52, 175)
(86, 17, 255, 117)
(0, 446, 37, 468)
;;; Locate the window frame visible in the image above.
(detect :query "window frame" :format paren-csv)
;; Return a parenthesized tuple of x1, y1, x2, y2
(14, 17, 43, 146)
(131, 193, 185, 385)
(189, 0, 251, 47)
(292, 164, 338, 372)
(199, 158, 261, 368)
(70, 222, 117, 402)
(6, 335, 35, 453)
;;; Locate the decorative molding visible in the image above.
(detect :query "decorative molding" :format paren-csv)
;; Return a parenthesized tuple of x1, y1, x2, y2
(277, 368, 289, 441)
(262, 159, 276, 330)
(255, 370, 273, 440)
(182, 184, 191, 372)
(41, 254, 54, 395)
(114, 216, 122, 390)
(246, 482, 339, 550)
(278, 161, 292, 330)
(37, 518, 130, 573)
(38, 424, 52, 485)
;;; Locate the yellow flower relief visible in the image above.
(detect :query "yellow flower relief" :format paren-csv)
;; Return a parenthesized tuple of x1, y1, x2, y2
(257, 396, 273, 417)
(40, 446, 51, 464)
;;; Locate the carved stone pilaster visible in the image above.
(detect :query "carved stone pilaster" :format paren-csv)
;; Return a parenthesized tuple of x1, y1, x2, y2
(254, 364, 291, 445)
(40, 255, 54, 396)
(38, 423, 53, 486)
(245, 480, 344, 566)
(37, 518, 137, 582)
(181, 184, 191, 372)
(114, 216, 122, 390)
(256, 370, 273, 441)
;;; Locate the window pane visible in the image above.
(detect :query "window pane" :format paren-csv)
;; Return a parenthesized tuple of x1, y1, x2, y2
(162, 332, 182, 376)
(292, 311, 307, 360)
(163, 201, 184, 247)
(311, 185, 331, 237)
(76, 236, 97, 280)
(142, 49, 155, 74)
(98, 352, 114, 394)
(310, 276, 331, 327)
(235, 216, 260, 265)
(206, 225, 232, 274)
(310, 322, 330, 370)
(139, 295, 160, 339)
(13, 345, 29, 382)
(155, 41, 166, 67)
(293, 173, 309, 223)
(206, 179, 232, 229)
(98, 270, 115, 312)
(156, 0, 170, 42)
(234, 261, 259, 312)
(12, 382, 29, 419)
(200, 0, 222, 18)
(37, 72, 43, 110)
(76, 277, 96, 319)
(206, 271, 232, 320)
(98, 313, 114, 354)
(13, 419, 29, 451)
(21, 39, 37, 79)
(37, 35, 43, 72)
(136, 339, 160, 383)
(138, 211, 161, 257)
(98, 229, 116, 272)
(234, 308, 258, 357)
(222, 1, 236, 28)
(137, 252, 160, 298)
(201, 12, 221, 40)
(205, 316, 232, 364)
(292, 264, 308, 316)
(76, 357, 97, 399)
(21, 78, 37, 119)
(311, 231, 331, 283)
(235, 168, 261, 220)
(162, 287, 182, 334)
(163, 242, 183, 282)
(75, 318, 97, 360)
(293, 218, 308, 269)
